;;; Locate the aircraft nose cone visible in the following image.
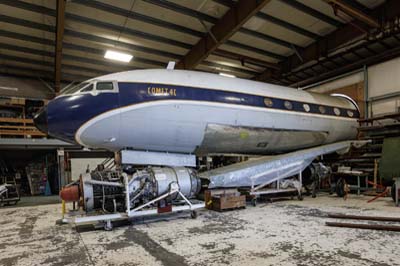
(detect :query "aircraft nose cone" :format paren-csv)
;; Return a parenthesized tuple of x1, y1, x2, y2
(34, 106, 48, 134)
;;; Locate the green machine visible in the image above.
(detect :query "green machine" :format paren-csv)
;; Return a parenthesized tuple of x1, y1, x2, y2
(379, 137, 400, 202)
(379, 137, 400, 182)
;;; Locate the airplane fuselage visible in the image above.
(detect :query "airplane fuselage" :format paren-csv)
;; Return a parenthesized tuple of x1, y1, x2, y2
(35, 70, 359, 155)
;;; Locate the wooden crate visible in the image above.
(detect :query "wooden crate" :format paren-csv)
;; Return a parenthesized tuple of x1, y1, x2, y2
(205, 189, 246, 211)
(204, 189, 237, 207)
(212, 195, 246, 211)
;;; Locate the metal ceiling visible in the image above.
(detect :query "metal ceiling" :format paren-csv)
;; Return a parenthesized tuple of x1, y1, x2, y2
(0, 0, 399, 94)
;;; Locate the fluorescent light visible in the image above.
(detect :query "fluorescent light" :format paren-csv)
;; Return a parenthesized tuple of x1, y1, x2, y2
(0, 86, 18, 91)
(104, 50, 133, 62)
(219, 72, 236, 78)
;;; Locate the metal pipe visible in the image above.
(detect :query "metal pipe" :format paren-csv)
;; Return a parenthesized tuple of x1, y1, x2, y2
(369, 91, 400, 102)
(300, 68, 363, 90)
(363, 65, 369, 118)
(326, 222, 400, 231)
(85, 180, 124, 187)
(328, 213, 400, 222)
(324, 0, 380, 28)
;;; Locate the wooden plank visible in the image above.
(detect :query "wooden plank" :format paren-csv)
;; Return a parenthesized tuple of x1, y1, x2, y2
(0, 125, 38, 130)
(0, 130, 46, 136)
(0, 117, 35, 124)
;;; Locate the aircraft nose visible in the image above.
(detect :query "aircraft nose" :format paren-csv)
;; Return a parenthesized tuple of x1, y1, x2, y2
(34, 106, 48, 134)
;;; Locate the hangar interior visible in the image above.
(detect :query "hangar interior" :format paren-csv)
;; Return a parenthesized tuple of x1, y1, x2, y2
(0, 0, 400, 265)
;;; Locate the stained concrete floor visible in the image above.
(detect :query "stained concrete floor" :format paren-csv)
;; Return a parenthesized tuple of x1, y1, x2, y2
(1, 194, 400, 266)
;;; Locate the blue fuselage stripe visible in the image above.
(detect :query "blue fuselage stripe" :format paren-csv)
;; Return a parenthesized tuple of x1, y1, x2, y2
(118, 82, 359, 118)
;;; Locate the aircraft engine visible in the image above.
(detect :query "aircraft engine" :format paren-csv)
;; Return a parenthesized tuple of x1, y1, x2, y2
(60, 167, 201, 213)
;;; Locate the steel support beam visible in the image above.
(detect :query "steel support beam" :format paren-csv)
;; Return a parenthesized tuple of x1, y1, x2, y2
(285, 29, 399, 85)
(279, 0, 342, 27)
(239, 28, 302, 50)
(73, 0, 204, 38)
(255, 12, 320, 40)
(78, 0, 298, 52)
(0, 64, 90, 82)
(176, 0, 272, 69)
(0, 13, 182, 61)
(341, 0, 371, 14)
(0, 26, 258, 79)
(291, 44, 400, 87)
(201, 61, 258, 76)
(257, 0, 400, 82)
(0, 27, 167, 68)
(142, 0, 218, 23)
(324, 0, 380, 28)
(1, 0, 192, 49)
(213, 49, 280, 70)
(214, 0, 320, 40)
(0, 53, 110, 76)
(54, 0, 66, 93)
(1, 0, 281, 73)
(225, 40, 284, 61)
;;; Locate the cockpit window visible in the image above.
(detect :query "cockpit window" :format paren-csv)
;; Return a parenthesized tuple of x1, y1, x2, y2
(96, 82, 113, 91)
(62, 82, 89, 95)
(80, 84, 94, 93)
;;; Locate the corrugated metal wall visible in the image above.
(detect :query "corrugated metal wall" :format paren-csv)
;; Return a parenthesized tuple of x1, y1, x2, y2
(368, 57, 400, 116)
(309, 56, 400, 118)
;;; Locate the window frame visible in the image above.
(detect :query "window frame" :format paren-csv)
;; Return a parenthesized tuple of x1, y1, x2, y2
(95, 81, 116, 92)
(62, 82, 90, 95)
(79, 83, 94, 93)
(78, 80, 119, 95)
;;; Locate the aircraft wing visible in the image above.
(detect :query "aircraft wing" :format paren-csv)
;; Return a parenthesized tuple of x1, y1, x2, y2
(200, 140, 368, 188)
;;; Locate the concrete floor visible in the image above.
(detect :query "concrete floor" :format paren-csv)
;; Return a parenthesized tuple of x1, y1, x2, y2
(8, 195, 60, 207)
(0, 194, 399, 266)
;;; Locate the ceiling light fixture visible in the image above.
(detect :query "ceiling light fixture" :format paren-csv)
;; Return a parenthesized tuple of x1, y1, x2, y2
(104, 50, 133, 62)
(219, 72, 236, 78)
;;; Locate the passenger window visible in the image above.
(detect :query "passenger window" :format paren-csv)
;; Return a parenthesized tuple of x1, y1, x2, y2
(96, 82, 114, 91)
(264, 98, 273, 107)
(80, 84, 93, 92)
(347, 110, 354, 117)
(284, 101, 293, 110)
